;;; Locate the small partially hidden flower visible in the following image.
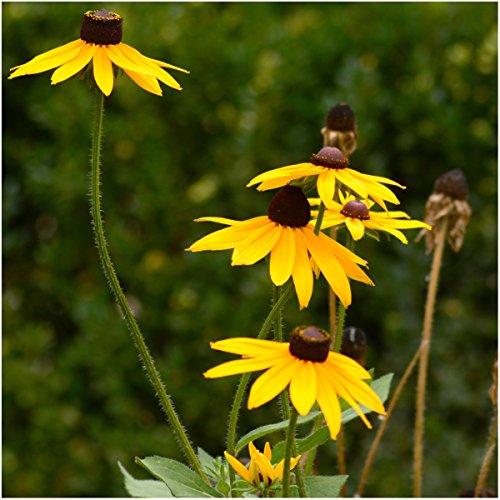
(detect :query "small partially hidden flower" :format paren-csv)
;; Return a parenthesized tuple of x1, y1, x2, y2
(313, 194, 431, 243)
(224, 442, 300, 487)
(8, 9, 188, 96)
(186, 186, 373, 309)
(204, 328, 386, 439)
(247, 146, 405, 211)
(416, 169, 472, 253)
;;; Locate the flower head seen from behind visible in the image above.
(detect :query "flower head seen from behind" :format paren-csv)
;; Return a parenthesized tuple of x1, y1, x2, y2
(8, 9, 188, 96)
(224, 442, 300, 488)
(204, 327, 386, 439)
(186, 185, 374, 309)
(314, 194, 431, 243)
(247, 146, 405, 211)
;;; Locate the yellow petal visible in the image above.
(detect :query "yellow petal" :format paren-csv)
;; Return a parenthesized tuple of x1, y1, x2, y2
(248, 458, 260, 485)
(364, 172, 405, 189)
(263, 442, 272, 460)
(105, 43, 158, 75)
(327, 352, 372, 380)
(224, 451, 250, 482)
(51, 43, 97, 85)
(291, 230, 314, 309)
(232, 222, 281, 266)
(122, 68, 163, 96)
(315, 363, 342, 439)
(335, 169, 369, 199)
(317, 170, 337, 206)
(256, 175, 306, 192)
(274, 455, 300, 479)
(186, 218, 267, 252)
(344, 217, 366, 241)
(247, 164, 323, 188)
(118, 43, 182, 90)
(146, 56, 189, 73)
(248, 357, 298, 409)
(93, 47, 114, 96)
(254, 453, 276, 484)
(248, 442, 258, 460)
(364, 220, 409, 243)
(270, 227, 296, 286)
(289, 360, 317, 416)
(9, 39, 85, 78)
(203, 356, 282, 379)
(209, 337, 289, 357)
(300, 228, 352, 308)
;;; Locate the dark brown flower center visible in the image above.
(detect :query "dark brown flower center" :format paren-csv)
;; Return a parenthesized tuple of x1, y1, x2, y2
(267, 185, 311, 228)
(289, 326, 330, 362)
(325, 103, 356, 132)
(341, 200, 370, 220)
(80, 9, 123, 45)
(311, 146, 349, 169)
(433, 169, 469, 200)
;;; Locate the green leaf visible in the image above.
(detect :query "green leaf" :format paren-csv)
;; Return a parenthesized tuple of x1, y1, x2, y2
(197, 448, 217, 476)
(235, 412, 322, 453)
(236, 373, 393, 455)
(118, 461, 173, 498)
(136, 456, 223, 498)
(304, 475, 348, 497)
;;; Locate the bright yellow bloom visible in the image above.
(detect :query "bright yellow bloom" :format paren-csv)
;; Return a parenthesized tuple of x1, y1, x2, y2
(204, 329, 386, 439)
(224, 442, 300, 487)
(8, 9, 188, 96)
(186, 186, 373, 309)
(313, 195, 432, 243)
(247, 146, 405, 211)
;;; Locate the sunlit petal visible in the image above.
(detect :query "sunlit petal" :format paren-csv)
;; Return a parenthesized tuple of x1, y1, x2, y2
(315, 363, 342, 439)
(289, 360, 317, 415)
(232, 222, 281, 265)
(224, 451, 250, 482)
(291, 230, 314, 309)
(270, 227, 296, 286)
(93, 46, 114, 96)
(247, 163, 323, 188)
(344, 217, 366, 241)
(122, 68, 162, 96)
(209, 337, 289, 357)
(51, 43, 97, 84)
(203, 356, 282, 379)
(317, 170, 337, 206)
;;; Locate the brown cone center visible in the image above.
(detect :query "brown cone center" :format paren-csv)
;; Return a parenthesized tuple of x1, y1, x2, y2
(341, 200, 370, 220)
(326, 103, 356, 132)
(80, 9, 123, 45)
(267, 185, 311, 228)
(311, 146, 349, 169)
(289, 326, 330, 362)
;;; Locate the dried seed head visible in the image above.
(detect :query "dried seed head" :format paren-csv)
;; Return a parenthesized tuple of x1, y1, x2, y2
(311, 146, 349, 169)
(416, 169, 472, 253)
(289, 326, 331, 362)
(434, 169, 469, 200)
(267, 185, 311, 228)
(341, 200, 370, 220)
(321, 103, 358, 157)
(325, 103, 356, 132)
(80, 9, 123, 45)
(340, 326, 368, 366)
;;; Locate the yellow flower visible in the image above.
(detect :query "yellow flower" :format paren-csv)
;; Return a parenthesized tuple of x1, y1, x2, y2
(8, 9, 188, 96)
(186, 186, 373, 309)
(224, 442, 300, 487)
(247, 146, 405, 211)
(314, 195, 432, 243)
(204, 328, 386, 439)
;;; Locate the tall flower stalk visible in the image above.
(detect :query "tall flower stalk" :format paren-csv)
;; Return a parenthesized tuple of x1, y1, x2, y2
(90, 89, 206, 481)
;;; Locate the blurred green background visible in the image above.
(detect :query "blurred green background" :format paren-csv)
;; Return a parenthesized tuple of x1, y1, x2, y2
(3, 2, 497, 497)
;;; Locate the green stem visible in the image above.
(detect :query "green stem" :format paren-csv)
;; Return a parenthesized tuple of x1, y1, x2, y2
(314, 202, 326, 235)
(226, 282, 294, 492)
(89, 89, 206, 481)
(282, 409, 299, 497)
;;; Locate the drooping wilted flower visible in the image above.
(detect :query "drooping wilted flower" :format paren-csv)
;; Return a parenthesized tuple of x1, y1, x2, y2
(321, 102, 358, 157)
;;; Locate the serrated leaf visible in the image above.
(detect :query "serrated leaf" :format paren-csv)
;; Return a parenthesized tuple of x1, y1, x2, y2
(304, 475, 348, 497)
(197, 447, 216, 475)
(118, 461, 173, 497)
(136, 456, 222, 498)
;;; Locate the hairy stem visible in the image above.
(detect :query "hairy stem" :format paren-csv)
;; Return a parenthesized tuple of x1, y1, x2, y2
(89, 90, 206, 480)
(413, 217, 449, 497)
(282, 409, 299, 497)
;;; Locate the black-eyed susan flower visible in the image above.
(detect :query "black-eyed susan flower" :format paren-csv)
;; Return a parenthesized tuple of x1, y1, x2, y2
(247, 146, 405, 211)
(204, 327, 386, 439)
(224, 442, 300, 487)
(313, 194, 431, 243)
(8, 9, 188, 96)
(186, 185, 374, 309)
